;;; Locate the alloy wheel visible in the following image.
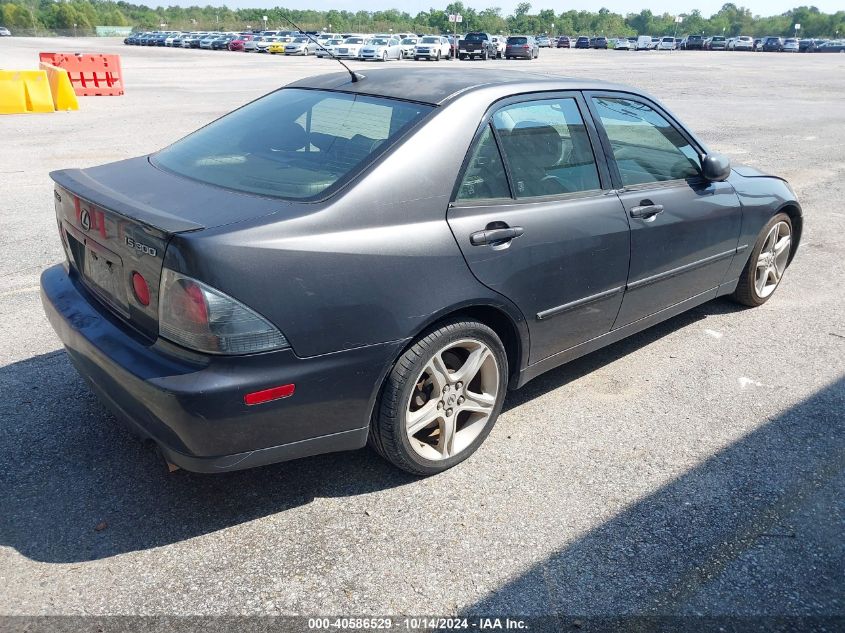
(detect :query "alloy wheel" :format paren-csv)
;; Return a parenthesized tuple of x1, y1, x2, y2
(754, 221, 791, 298)
(405, 338, 499, 461)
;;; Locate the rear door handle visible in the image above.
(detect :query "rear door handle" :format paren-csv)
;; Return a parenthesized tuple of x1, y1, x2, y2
(470, 226, 524, 246)
(629, 203, 665, 219)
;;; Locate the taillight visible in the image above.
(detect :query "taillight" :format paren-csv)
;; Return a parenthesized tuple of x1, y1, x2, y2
(523, 44, 530, 49)
(132, 272, 151, 306)
(158, 268, 288, 355)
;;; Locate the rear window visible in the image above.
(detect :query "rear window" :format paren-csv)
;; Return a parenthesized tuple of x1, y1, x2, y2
(153, 89, 432, 200)
(465, 33, 486, 41)
(508, 37, 527, 45)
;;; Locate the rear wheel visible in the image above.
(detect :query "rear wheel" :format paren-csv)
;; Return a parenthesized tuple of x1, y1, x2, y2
(482, 49, 489, 60)
(369, 319, 508, 476)
(732, 213, 793, 306)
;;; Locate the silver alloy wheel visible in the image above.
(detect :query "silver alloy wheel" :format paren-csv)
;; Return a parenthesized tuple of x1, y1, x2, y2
(406, 338, 500, 461)
(755, 220, 792, 298)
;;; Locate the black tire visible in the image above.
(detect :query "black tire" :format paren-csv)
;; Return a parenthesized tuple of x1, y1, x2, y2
(732, 212, 793, 307)
(369, 319, 508, 476)
(482, 49, 488, 60)
(435, 50, 440, 61)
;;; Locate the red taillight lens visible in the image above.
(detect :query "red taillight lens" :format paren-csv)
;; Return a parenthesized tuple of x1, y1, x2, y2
(159, 268, 288, 355)
(132, 271, 151, 306)
(523, 44, 530, 48)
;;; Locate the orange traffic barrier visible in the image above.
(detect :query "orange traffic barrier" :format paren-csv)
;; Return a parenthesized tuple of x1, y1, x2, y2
(39, 62, 79, 111)
(0, 70, 55, 114)
(38, 52, 124, 97)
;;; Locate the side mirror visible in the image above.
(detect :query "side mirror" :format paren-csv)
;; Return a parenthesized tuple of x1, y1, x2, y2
(701, 153, 731, 182)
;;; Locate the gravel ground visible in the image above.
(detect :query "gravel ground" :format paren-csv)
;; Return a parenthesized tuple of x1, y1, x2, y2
(0, 38, 843, 623)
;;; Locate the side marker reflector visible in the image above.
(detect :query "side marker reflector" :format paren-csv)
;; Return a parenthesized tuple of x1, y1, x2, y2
(244, 384, 295, 406)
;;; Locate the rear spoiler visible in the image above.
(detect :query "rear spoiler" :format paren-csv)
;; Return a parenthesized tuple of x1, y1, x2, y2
(50, 166, 204, 234)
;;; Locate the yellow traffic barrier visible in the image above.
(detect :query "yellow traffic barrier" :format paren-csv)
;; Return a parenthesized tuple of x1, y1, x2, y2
(39, 62, 79, 111)
(0, 70, 55, 114)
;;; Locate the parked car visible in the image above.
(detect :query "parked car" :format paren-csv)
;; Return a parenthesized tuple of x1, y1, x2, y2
(754, 38, 764, 51)
(636, 35, 652, 50)
(255, 36, 282, 53)
(182, 33, 205, 49)
(283, 36, 320, 56)
(536, 35, 551, 48)
(397, 37, 418, 59)
(505, 35, 539, 59)
(490, 36, 506, 58)
(228, 34, 254, 51)
(458, 32, 496, 60)
(683, 34, 705, 50)
(782, 38, 800, 52)
(816, 39, 845, 52)
(591, 36, 608, 49)
(359, 36, 402, 61)
(707, 35, 727, 50)
(41, 68, 802, 476)
(316, 38, 345, 57)
(762, 36, 784, 52)
(575, 36, 591, 49)
(211, 35, 237, 50)
(657, 36, 676, 50)
(414, 35, 452, 61)
(556, 36, 571, 48)
(612, 38, 632, 50)
(335, 36, 367, 59)
(243, 36, 264, 52)
(0, 26, 12, 36)
(730, 35, 754, 51)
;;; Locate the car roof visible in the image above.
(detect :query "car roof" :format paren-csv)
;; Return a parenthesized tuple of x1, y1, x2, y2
(287, 68, 632, 106)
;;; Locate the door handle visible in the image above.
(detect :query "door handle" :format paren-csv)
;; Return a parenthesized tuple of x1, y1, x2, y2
(629, 203, 665, 219)
(470, 226, 524, 246)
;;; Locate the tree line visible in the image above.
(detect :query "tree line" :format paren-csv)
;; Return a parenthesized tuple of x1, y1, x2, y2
(2, 0, 843, 39)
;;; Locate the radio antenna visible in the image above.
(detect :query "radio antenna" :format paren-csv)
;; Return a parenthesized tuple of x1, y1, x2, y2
(277, 15, 363, 83)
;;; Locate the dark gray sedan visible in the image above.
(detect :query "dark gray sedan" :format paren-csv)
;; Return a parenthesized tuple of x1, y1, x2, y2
(41, 69, 801, 476)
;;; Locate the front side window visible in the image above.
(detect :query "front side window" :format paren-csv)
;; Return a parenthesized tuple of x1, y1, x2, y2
(153, 89, 431, 200)
(492, 98, 600, 198)
(456, 126, 510, 201)
(592, 96, 701, 186)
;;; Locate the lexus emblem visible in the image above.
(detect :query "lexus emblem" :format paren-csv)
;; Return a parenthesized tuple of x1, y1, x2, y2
(80, 208, 91, 231)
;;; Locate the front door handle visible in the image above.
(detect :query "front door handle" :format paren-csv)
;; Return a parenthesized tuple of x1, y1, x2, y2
(470, 226, 524, 246)
(629, 202, 665, 220)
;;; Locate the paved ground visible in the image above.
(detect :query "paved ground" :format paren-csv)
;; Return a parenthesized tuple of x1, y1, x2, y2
(1, 38, 843, 622)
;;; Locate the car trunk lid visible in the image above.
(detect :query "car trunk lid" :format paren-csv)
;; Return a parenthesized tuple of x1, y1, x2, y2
(51, 156, 286, 339)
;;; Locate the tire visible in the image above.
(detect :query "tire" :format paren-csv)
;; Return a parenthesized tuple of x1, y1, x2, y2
(732, 212, 793, 307)
(435, 50, 440, 61)
(369, 318, 508, 476)
(482, 49, 488, 60)
(382, 52, 388, 62)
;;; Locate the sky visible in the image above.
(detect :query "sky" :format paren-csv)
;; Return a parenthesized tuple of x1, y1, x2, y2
(148, 0, 844, 17)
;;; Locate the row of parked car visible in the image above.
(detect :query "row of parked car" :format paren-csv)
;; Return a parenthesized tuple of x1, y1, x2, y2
(552, 33, 844, 52)
(123, 30, 551, 61)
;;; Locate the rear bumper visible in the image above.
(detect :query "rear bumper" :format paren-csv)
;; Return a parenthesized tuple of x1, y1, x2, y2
(40, 264, 402, 472)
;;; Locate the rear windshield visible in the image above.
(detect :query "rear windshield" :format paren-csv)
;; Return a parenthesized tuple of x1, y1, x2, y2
(508, 37, 527, 44)
(465, 33, 486, 41)
(153, 89, 432, 200)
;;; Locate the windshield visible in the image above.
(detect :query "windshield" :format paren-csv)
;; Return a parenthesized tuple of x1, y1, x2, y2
(401, 38, 416, 44)
(345, 37, 364, 44)
(420, 37, 438, 43)
(368, 38, 389, 45)
(153, 89, 432, 201)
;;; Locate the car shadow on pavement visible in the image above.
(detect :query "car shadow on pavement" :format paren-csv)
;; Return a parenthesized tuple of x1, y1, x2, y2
(0, 298, 746, 564)
(465, 374, 845, 626)
(503, 297, 744, 412)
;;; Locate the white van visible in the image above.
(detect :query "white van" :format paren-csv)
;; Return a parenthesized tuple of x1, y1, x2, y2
(636, 35, 652, 50)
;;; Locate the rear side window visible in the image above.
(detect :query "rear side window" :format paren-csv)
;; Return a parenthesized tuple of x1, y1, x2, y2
(456, 126, 510, 201)
(492, 98, 600, 198)
(153, 89, 431, 200)
(592, 96, 701, 186)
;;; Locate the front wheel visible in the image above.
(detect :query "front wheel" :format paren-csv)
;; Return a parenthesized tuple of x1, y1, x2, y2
(732, 213, 793, 306)
(435, 50, 441, 61)
(369, 319, 508, 476)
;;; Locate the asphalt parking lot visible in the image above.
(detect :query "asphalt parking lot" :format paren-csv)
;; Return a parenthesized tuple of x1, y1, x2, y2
(1, 37, 843, 624)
